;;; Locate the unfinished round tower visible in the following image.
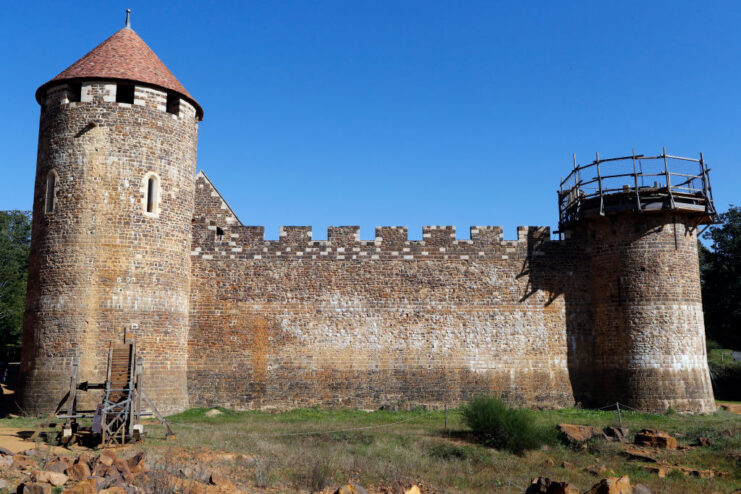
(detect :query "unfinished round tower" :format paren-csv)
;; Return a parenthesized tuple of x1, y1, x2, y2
(19, 13, 202, 415)
(559, 150, 716, 413)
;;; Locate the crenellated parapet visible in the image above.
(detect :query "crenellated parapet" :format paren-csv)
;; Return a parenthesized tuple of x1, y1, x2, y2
(40, 81, 198, 122)
(192, 173, 556, 262)
(192, 223, 553, 261)
(193, 172, 555, 261)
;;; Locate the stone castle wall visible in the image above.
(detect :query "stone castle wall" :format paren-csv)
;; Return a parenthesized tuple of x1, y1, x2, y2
(188, 174, 590, 410)
(578, 213, 715, 413)
(19, 81, 199, 415)
(20, 82, 714, 415)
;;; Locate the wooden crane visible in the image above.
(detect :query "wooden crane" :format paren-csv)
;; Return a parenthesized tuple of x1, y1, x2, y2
(32, 341, 174, 446)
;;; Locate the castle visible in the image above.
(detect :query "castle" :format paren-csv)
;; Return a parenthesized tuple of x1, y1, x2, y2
(18, 18, 717, 416)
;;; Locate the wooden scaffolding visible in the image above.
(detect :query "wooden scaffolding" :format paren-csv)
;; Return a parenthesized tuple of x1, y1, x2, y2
(32, 341, 174, 446)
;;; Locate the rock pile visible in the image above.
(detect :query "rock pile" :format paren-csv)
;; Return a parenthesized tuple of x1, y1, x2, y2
(525, 475, 651, 494)
(0, 447, 239, 493)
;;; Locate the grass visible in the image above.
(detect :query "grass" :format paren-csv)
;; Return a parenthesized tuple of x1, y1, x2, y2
(1, 404, 739, 493)
(137, 405, 741, 493)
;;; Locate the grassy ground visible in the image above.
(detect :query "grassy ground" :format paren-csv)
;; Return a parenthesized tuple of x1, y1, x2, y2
(1, 405, 739, 493)
(136, 406, 740, 493)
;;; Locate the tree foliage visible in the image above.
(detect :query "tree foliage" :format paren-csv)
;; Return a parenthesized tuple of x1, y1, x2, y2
(0, 210, 31, 359)
(700, 205, 741, 350)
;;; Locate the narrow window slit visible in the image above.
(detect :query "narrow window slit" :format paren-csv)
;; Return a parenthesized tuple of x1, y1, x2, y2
(146, 177, 156, 213)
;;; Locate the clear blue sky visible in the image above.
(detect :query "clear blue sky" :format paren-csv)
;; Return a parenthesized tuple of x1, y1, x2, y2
(1, 2, 738, 240)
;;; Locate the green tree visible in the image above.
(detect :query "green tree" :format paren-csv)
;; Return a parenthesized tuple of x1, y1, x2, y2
(700, 205, 741, 350)
(0, 210, 31, 360)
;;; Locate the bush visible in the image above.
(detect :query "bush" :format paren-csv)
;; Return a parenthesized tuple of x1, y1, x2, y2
(461, 396, 555, 455)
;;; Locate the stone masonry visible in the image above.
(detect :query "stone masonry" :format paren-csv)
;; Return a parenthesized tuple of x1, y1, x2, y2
(20, 36, 200, 414)
(19, 22, 715, 416)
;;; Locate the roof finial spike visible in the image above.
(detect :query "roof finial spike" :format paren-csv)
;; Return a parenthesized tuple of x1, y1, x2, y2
(125, 9, 131, 29)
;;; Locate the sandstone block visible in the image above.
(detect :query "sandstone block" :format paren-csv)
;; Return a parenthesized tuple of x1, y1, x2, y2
(31, 470, 69, 486)
(557, 423, 600, 443)
(127, 452, 146, 473)
(14, 454, 37, 469)
(634, 429, 677, 449)
(113, 457, 134, 482)
(548, 482, 579, 494)
(584, 475, 631, 494)
(21, 483, 52, 494)
(603, 426, 629, 442)
(99, 488, 127, 494)
(65, 478, 97, 494)
(66, 461, 91, 482)
(98, 454, 114, 467)
(47, 456, 74, 473)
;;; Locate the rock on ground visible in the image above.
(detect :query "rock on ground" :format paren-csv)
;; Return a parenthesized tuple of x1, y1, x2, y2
(334, 483, 370, 494)
(557, 424, 601, 443)
(603, 426, 629, 442)
(634, 429, 677, 449)
(31, 469, 69, 487)
(62, 477, 97, 494)
(524, 477, 578, 494)
(21, 483, 52, 494)
(584, 475, 632, 494)
(65, 461, 91, 482)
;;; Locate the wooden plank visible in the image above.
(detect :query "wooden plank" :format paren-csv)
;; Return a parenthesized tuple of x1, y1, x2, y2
(142, 392, 175, 438)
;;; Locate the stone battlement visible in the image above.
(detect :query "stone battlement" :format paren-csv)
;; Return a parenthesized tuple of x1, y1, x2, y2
(192, 172, 552, 261)
(41, 81, 197, 121)
(192, 224, 551, 261)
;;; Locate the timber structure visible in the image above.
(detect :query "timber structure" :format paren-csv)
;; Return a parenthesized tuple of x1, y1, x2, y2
(32, 341, 174, 446)
(558, 149, 717, 230)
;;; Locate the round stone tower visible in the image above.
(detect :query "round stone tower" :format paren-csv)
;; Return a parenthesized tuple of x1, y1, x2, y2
(559, 151, 716, 413)
(19, 15, 203, 415)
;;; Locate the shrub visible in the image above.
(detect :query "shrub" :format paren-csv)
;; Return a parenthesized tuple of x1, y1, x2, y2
(461, 396, 555, 454)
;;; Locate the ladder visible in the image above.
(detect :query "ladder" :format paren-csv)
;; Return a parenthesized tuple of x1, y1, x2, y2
(101, 342, 136, 445)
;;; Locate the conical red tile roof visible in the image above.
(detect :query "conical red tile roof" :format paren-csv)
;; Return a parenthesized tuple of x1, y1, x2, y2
(36, 28, 202, 119)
